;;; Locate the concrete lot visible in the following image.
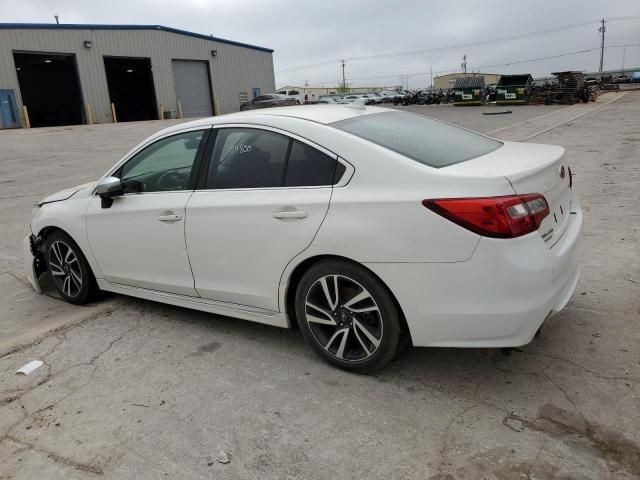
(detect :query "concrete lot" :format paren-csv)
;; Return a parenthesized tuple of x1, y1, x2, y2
(0, 92, 638, 479)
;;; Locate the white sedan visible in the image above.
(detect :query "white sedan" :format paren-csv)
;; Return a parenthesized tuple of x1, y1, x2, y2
(25, 105, 582, 372)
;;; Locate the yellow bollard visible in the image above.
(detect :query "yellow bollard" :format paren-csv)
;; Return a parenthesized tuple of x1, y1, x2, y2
(84, 103, 93, 125)
(22, 106, 31, 128)
(111, 103, 118, 123)
(159, 103, 165, 120)
(177, 100, 183, 119)
(214, 98, 220, 116)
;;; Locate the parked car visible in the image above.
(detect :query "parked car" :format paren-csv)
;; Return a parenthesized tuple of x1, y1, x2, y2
(25, 105, 582, 372)
(275, 89, 306, 104)
(317, 95, 346, 104)
(358, 94, 377, 105)
(380, 91, 400, 103)
(342, 94, 372, 105)
(366, 92, 384, 104)
(392, 92, 408, 105)
(612, 75, 630, 84)
(240, 94, 296, 111)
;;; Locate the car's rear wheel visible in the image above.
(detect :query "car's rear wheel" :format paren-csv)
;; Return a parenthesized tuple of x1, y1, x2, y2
(295, 260, 401, 372)
(45, 231, 97, 305)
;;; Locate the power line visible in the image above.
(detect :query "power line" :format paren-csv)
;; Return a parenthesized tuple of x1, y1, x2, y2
(275, 15, 640, 75)
(298, 43, 640, 87)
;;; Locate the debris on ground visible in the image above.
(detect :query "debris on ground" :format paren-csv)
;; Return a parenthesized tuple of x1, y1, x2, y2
(483, 110, 512, 115)
(217, 450, 231, 464)
(503, 412, 525, 432)
(16, 360, 44, 375)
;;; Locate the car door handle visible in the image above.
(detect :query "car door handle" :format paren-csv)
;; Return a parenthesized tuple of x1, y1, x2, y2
(272, 210, 308, 219)
(157, 214, 183, 222)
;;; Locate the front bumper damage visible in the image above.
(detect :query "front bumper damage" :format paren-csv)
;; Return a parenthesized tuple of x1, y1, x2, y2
(23, 234, 45, 293)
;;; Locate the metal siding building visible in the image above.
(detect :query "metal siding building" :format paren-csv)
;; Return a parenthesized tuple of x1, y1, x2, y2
(0, 23, 275, 128)
(433, 72, 501, 90)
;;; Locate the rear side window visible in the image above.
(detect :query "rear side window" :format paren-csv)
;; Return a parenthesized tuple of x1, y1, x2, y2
(331, 111, 501, 168)
(285, 141, 343, 187)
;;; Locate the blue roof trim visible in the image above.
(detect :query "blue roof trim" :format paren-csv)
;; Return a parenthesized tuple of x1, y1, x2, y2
(0, 23, 274, 53)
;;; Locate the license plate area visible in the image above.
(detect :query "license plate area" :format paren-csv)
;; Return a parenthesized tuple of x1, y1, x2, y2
(541, 186, 572, 246)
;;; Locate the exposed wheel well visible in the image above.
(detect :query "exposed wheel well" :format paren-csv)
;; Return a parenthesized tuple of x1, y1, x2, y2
(38, 226, 65, 243)
(36, 226, 97, 280)
(284, 254, 410, 337)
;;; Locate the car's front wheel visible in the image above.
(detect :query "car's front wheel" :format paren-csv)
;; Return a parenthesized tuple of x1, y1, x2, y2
(45, 231, 97, 304)
(295, 260, 401, 372)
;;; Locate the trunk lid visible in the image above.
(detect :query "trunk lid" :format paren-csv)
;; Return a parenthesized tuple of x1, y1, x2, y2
(445, 141, 573, 247)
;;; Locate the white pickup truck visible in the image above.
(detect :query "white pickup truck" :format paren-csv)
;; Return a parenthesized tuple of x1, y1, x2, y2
(275, 89, 309, 104)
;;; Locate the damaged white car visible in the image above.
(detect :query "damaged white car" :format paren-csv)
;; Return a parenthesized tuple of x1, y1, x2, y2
(25, 105, 582, 371)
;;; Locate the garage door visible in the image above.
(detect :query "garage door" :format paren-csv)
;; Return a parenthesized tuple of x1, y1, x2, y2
(172, 60, 213, 118)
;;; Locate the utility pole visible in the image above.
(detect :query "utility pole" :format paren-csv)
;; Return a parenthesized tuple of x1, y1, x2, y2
(598, 19, 606, 73)
(304, 79, 309, 87)
(461, 54, 467, 74)
(430, 65, 433, 89)
(622, 46, 626, 70)
(340, 59, 346, 88)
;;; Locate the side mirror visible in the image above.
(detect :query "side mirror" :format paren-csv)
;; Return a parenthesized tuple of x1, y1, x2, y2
(96, 176, 123, 196)
(96, 176, 123, 208)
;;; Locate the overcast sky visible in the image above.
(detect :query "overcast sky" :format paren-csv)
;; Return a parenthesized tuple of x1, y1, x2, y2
(2, 0, 639, 89)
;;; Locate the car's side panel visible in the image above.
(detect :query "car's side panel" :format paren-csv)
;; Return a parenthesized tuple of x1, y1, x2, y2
(85, 192, 197, 296)
(97, 279, 289, 328)
(186, 186, 332, 311)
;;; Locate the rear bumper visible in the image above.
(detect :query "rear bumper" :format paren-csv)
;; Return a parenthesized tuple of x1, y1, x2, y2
(366, 201, 582, 348)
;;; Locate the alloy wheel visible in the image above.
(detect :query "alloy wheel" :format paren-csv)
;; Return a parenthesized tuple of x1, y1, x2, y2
(304, 274, 383, 362)
(48, 240, 83, 298)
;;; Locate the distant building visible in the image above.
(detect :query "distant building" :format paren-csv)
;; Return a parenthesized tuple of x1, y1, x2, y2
(0, 23, 275, 128)
(433, 72, 501, 89)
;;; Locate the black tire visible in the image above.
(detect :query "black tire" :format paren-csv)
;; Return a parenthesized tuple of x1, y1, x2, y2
(44, 231, 97, 305)
(294, 260, 401, 372)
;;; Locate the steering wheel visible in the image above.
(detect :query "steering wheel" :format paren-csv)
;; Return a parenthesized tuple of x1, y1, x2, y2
(157, 171, 187, 191)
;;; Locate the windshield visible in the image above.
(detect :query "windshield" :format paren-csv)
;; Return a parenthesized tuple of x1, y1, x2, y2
(331, 111, 501, 168)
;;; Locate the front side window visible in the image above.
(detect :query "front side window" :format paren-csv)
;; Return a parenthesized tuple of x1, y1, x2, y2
(206, 128, 345, 189)
(119, 130, 205, 193)
(331, 111, 501, 168)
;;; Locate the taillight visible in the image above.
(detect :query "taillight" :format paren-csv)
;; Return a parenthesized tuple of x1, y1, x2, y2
(568, 166, 573, 189)
(422, 194, 549, 239)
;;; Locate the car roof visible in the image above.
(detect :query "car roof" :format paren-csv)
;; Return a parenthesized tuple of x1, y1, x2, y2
(159, 105, 389, 134)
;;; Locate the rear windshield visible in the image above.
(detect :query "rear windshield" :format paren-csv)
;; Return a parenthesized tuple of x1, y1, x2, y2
(331, 111, 501, 168)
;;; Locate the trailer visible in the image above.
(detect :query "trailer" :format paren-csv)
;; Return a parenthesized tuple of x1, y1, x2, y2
(496, 74, 533, 104)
